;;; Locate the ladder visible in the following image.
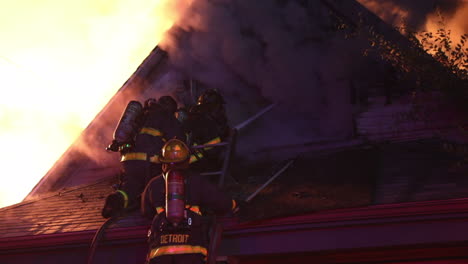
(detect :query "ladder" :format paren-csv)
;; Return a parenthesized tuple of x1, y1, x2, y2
(190, 128, 238, 264)
(191, 128, 238, 188)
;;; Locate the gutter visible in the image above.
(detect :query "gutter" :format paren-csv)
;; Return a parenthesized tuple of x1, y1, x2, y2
(219, 198, 468, 257)
(2, 198, 468, 259)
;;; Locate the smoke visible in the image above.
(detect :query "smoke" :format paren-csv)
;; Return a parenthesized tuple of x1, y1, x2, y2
(29, 71, 184, 196)
(158, 0, 367, 158)
(73, 73, 175, 166)
(75, 0, 468, 165)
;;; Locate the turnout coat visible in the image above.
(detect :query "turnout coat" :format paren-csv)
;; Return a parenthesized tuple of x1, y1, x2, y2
(119, 105, 185, 206)
(141, 171, 236, 261)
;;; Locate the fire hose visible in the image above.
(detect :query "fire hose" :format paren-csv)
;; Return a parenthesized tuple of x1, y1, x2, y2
(87, 216, 121, 264)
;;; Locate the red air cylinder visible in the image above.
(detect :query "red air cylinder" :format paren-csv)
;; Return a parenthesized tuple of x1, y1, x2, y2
(165, 170, 185, 226)
(113, 101, 143, 143)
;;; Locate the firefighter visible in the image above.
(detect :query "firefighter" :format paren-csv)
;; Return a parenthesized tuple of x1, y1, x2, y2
(102, 96, 185, 218)
(182, 89, 230, 173)
(142, 139, 237, 264)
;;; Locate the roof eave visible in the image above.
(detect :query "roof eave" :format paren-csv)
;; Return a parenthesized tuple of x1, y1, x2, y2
(3, 198, 468, 260)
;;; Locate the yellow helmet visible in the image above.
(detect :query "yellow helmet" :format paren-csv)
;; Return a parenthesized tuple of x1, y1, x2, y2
(159, 139, 190, 163)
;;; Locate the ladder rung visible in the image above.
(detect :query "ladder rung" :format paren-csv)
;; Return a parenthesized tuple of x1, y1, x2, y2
(200, 171, 222, 176)
(192, 142, 229, 149)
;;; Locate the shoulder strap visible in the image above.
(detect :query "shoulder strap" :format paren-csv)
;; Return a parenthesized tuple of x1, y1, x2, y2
(184, 171, 191, 209)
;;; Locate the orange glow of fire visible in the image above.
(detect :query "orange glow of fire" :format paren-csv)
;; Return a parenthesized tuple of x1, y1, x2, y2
(0, 0, 191, 208)
(424, 3, 468, 47)
(356, 0, 410, 30)
(358, 0, 467, 67)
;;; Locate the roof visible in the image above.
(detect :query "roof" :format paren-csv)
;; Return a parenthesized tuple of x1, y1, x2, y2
(0, 174, 149, 240)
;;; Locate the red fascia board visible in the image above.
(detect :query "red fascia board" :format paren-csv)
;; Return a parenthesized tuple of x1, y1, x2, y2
(3, 198, 468, 252)
(222, 198, 468, 232)
(218, 198, 468, 257)
(236, 243, 468, 264)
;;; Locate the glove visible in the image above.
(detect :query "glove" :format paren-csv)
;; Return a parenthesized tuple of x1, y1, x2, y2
(232, 199, 248, 215)
(101, 192, 126, 218)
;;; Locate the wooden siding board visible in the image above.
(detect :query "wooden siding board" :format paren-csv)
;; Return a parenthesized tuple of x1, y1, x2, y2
(356, 94, 468, 144)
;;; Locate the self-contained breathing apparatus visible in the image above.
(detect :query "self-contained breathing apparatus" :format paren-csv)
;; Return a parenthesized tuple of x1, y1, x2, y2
(106, 100, 144, 153)
(147, 139, 203, 245)
(149, 172, 196, 234)
(165, 170, 187, 226)
(106, 98, 159, 153)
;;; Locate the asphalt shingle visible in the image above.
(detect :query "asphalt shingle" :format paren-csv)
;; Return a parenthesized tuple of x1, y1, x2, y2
(0, 176, 150, 239)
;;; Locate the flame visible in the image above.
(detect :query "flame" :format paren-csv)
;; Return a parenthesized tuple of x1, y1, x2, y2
(357, 0, 467, 68)
(424, 3, 468, 45)
(0, 0, 191, 208)
(356, 0, 410, 29)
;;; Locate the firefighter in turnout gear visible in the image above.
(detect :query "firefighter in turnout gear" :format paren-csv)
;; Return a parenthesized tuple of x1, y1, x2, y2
(102, 96, 185, 218)
(142, 139, 237, 264)
(182, 89, 230, 173)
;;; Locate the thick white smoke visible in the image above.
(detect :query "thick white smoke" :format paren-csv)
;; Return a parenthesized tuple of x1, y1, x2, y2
(158, 0, 370, 158)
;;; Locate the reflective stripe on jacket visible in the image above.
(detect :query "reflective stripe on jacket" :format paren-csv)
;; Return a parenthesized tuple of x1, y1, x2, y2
(148, 245, 207, 259)
(139, 127, 165, 139)
(189, 137, 221, 164)
(121, 152, 160, 163)
(155, 205, 202, 216)
(116, 190, 129, 209)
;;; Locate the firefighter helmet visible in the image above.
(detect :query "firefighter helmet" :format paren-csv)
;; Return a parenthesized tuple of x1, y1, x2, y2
(197, 89, 225, 106)
(144, 98, 158, 110)
(158, 96, 178, 113)
(159, 139, 190, 163)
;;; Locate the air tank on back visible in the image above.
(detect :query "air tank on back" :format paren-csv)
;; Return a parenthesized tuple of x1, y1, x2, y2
(107, 100, 143, 152)
(165, 170, 185, 226)
(114, 101, 143, 143)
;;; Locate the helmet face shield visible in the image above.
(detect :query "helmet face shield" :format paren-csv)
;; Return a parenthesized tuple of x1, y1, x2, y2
(175, 108, 188, 123)
(159, 139, 190, 163)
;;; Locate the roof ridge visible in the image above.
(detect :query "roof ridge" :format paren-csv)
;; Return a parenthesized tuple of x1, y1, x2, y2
(0, 175, 117, 212)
